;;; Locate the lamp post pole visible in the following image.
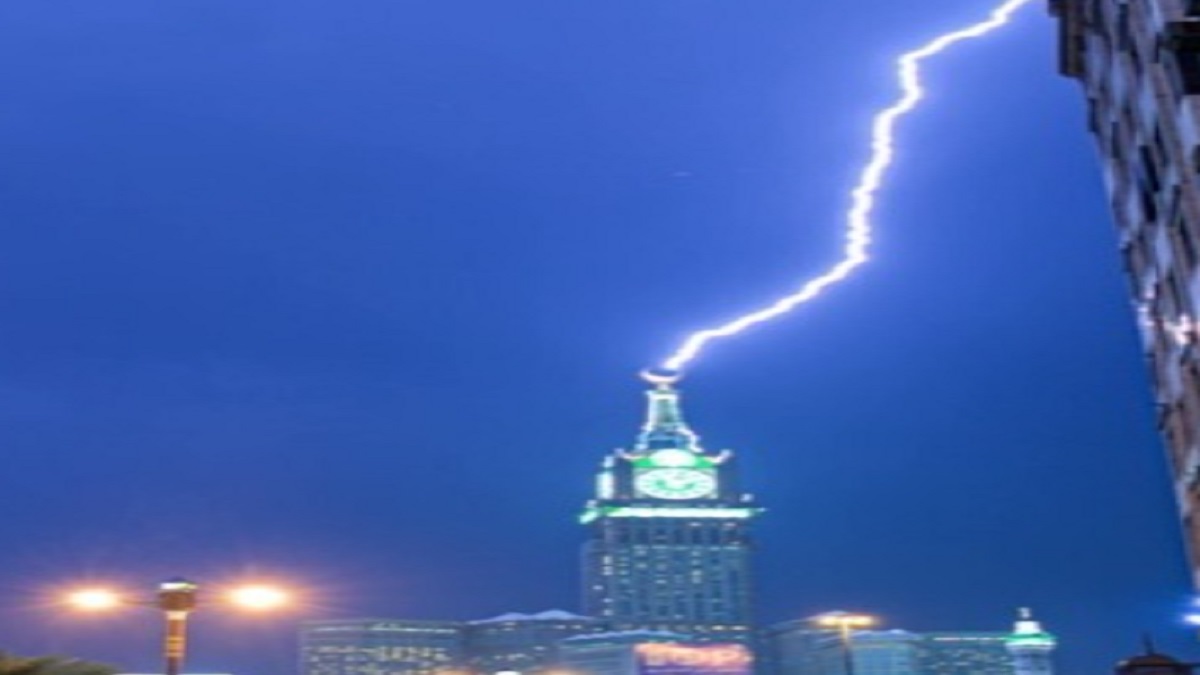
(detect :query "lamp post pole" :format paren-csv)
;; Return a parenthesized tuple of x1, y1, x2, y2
(837, 621, 855, 675)
(156, 579, 199, 675)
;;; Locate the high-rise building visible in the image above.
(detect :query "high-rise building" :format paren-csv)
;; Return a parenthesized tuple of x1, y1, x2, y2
(464, 610, 605, 675)
(1049, 0, 1200, 584)
(1005, 609, 1056, 675)
(580, 371, 760, 642)
(300, 619, 465, 675)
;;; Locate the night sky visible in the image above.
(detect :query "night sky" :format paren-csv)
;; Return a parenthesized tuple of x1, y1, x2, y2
(0, 1, 1189, 674)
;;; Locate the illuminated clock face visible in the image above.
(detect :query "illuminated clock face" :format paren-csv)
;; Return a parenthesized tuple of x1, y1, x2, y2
(634, 468, 717, 500)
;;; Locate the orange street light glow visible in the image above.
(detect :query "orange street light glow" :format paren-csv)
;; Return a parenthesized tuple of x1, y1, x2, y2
(228, 585, 288, 610)
(67, 589, 122, 611)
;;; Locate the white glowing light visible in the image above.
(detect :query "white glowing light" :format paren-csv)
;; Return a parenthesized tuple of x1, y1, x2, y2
(67, 589, 122, 611)
(660, 0, 1037, 373)
(228, 585, 288, 610)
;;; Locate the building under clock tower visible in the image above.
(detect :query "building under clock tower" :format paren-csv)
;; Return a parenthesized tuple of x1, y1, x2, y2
(580, 370, 760, 643)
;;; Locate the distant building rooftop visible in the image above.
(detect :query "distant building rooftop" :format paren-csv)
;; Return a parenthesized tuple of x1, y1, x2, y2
(470, 610, 596, 624)
(561, 630, 692, 644)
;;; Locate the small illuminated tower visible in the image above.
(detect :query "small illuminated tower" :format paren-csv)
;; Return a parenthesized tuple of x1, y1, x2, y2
(1005, 608, 1056, 675)
(580, 370, 759, 643)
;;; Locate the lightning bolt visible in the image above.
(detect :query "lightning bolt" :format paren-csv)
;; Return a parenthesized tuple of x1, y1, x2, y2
(658, 0, 1037, 374)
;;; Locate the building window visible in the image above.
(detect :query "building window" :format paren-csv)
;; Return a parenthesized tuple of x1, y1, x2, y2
(1166, 21, 1200, 95)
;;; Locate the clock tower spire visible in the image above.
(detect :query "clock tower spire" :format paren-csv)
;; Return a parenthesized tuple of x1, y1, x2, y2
(580, 370, 760, 644)
(636, 369, 701, 453)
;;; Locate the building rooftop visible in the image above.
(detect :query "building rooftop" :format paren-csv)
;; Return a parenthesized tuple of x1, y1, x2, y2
(561, 630, 692, 644)
(470, 610, 595, 624)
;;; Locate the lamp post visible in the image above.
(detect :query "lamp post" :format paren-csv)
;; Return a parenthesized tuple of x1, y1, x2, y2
(157, 579, 197, 675)
(811, 611, 878, 675)
(66, 578, 289, 675)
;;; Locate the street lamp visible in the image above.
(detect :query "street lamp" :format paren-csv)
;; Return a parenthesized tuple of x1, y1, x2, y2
(811, 611, 879, 675)
(65, 578, 289, 675)
(66, 589, 122, 611)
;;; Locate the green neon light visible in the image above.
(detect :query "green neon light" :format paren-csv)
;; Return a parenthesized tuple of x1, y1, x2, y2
(632, 453, 717, 470)
(579, 505, 758, 524)
(1005, 634, 1056, 647)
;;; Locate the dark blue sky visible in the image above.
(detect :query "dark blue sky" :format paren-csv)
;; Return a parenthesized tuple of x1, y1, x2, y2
(0, 0, 1189, 673)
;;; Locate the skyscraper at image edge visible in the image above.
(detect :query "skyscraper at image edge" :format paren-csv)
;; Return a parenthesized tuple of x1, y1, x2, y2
(581, 372, 760, 642)
(1050, 0, 1200, 585)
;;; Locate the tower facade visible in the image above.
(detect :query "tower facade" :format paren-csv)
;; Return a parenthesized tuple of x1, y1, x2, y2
(1005, 609, 1056, 675)
(581, 372, 759, 642)
(1050, 0, 1200, 585)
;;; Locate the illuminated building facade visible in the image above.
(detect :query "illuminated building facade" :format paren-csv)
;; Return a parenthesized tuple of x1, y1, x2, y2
(762, 625, 922, 675)
(581, 373, 760, 643)
(560, 633, 752, 675)
(764, 614, 1052, 675)
(1005, 609, 1056, 675)
(559, 631, 693, 675)
(300, 620, 464, 675)
(464, 610, 604, 674)
(917, 634, 1014, 675)
(1050, 0, 1200, 585)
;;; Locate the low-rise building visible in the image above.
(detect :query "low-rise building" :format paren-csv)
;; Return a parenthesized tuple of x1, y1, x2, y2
(464, 610, 605, 675)
(763, 611, 1057, 675)
(561, 632, 751, 675)
(300, 619, 465, 675)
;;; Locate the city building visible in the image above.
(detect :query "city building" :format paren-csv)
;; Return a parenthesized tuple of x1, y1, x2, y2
(762, 623, 921, 675)
(580, 371, 760, 643)
(1005, 609, 1056, 675)
(760, 622, 834, 675)
(464, 610, 605, 674)
(1113, 653, 1190, 672)
(854, 632, 923, 675)
(917, 633, 1013, 675)
(1049, 0, 1200, 584)
(1116, 648, 1196, 674)
(560, 630, 693, 675)
(763, 611, 1054, 675)
(1116, 639, 1199, 674)
(300, 619, 465, 675)
(561, 632, 752, 675)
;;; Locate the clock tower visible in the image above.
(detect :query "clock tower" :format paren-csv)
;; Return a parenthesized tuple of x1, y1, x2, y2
(580, 370, 759, 643)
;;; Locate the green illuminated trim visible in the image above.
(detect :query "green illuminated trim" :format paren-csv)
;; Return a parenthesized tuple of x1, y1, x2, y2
(1005, 634, 1056, 647)
(580, 505, 759, 524)
(632, 454, 717, 469)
